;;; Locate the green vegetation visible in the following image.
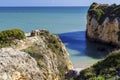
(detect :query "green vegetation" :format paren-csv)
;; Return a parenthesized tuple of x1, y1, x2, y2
(23, 31, 69, 79)
(45, 34, 69, 77)
(88, 5, 106, 24)
(77, 51, 120, 80)
(47, 35, 63, 56)
(89, 2, 98, 9)
(38, 30, 63, 56)
(23, 44, 46, 68)
(88, 2, 120, 24)
(0, 29, 25, 47)
(42, 33, 69, 77)
(70, 78, 74, 80)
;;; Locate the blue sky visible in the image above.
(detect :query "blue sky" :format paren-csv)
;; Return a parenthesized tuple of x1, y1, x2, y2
(0, 0, 120, 6)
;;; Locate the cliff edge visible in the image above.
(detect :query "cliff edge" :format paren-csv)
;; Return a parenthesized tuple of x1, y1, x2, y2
(0, 29, 73, 80)
(86, 2, 120, 46)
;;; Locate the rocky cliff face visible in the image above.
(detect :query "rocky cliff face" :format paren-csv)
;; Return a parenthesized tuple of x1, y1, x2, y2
(0, 30, 73, 80)
(86, 3, 120, 46)
(0, 48, 45, 80)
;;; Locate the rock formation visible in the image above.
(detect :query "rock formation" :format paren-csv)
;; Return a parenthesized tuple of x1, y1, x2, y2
(75, 3, 120, 80)
(0, 29, 73, 80)
(86, 2, 120, 46)
(0, 48, 45, 80)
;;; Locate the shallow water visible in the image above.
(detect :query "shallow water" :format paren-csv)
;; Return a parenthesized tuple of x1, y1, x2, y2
(59, 31, 115, 68)
(0, 7, 114, 68)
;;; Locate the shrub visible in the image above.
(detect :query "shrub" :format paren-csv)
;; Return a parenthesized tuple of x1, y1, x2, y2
(88, 8, 105, 24)
(47, 35, 63, 56)
(70, 78, 74, 80)
(95, 9, 105, 21)
(96, 76, 105, 80)
(78, 51, 120, 79)
(89, 2, 98, 9)
(89, 76, 104, 80)
(45, 34, 68, 77)
(97, 4, 109, 11)
(0, 29, 25, 47)
(0, 29, 25, 41)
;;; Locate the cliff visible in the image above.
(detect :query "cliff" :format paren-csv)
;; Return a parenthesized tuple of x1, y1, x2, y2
(74, 3, 120, 80)
(0, 29, 73, 80)
(86, 2, 120, 46)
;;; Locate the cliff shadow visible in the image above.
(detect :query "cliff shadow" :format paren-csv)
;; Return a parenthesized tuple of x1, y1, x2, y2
(59, 31, 116, 59)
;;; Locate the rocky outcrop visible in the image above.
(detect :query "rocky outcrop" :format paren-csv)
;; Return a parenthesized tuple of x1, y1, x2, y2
(0, 30, 73, 80)
(86, 3, 120, 46)
(0, 48, 45, 80)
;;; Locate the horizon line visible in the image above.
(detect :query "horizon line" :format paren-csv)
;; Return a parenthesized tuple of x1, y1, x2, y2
(0, 6, 90, 7)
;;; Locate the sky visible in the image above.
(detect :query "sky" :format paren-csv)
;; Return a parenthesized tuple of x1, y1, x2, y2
(0, 0, 120, 6)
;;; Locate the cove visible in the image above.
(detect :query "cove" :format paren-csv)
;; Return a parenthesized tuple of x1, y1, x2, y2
(59, 31, 115, 68)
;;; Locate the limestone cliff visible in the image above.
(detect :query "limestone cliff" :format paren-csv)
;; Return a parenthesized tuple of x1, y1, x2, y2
(0, 29, 73, 80)
(0, 48, 45, 80)
(86, 2, 120, 46)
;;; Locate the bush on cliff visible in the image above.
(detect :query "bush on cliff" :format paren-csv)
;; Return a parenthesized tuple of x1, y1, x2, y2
(95, 9, 105, 22)
(89, 2, 98, 9)
(0, 29, 25, 47)
(23, 31, 69, 79)
(88, 2, 120, 25)
(77, 51, 120, 80)
(22, 43, 46, 68)
(46, 34, 68, 77)
(88, 9, 105, 24)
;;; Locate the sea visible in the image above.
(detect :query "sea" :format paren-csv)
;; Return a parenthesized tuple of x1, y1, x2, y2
(0, 7, 115, 68)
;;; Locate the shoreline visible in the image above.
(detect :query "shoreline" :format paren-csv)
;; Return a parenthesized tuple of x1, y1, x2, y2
(73, 64, 92, 72)
(73, 68, 86, 73)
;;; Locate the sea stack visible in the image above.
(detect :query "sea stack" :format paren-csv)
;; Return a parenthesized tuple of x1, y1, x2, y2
(86, 2, 120, 46)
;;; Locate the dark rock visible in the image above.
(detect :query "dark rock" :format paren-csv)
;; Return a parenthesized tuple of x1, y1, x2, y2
(97, 47, 106, 52)
(65, 70, 78, 80)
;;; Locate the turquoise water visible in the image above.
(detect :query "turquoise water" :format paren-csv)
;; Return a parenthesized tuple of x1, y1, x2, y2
(0, 7, 87, 33)
(59, 31, 114, 68)
(0, 7, 114, 68)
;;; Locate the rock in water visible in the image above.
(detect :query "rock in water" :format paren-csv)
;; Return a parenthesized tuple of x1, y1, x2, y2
(86, 2, 120, 46)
